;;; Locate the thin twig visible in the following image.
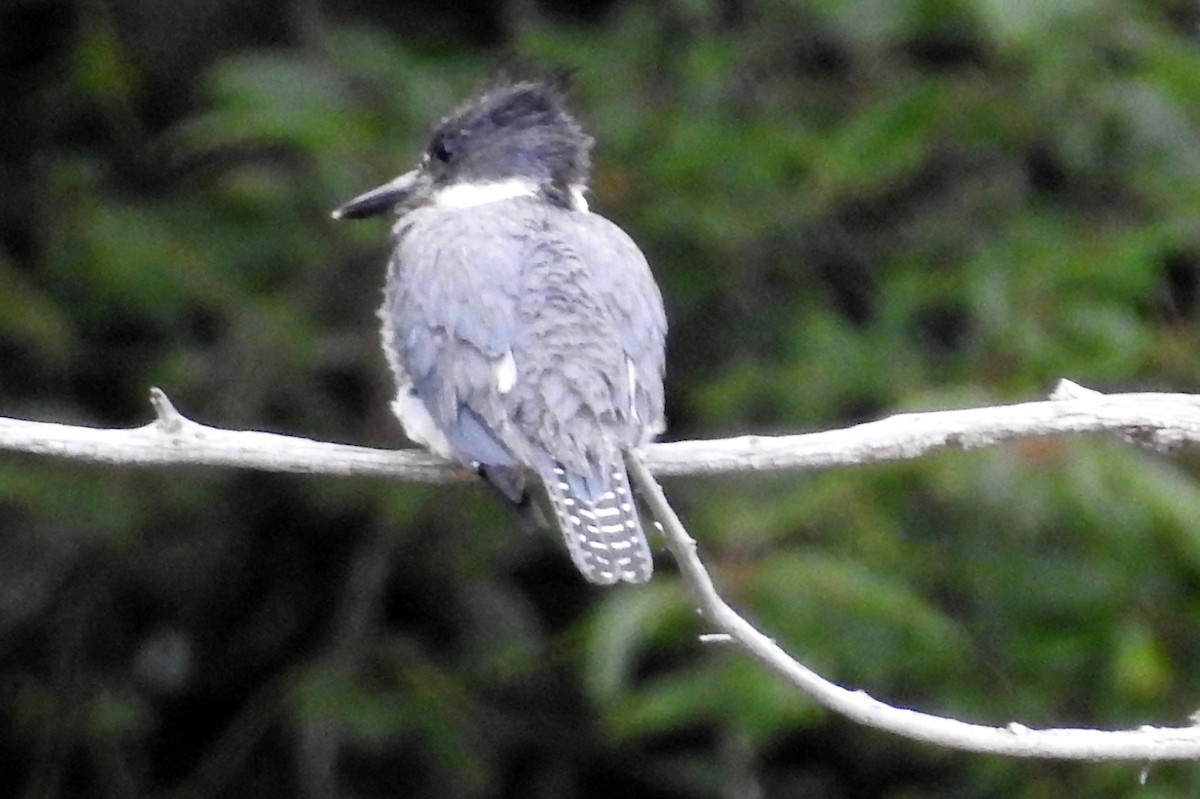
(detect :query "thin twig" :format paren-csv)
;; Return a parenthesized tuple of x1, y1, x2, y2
(624, 449, 1200, 761)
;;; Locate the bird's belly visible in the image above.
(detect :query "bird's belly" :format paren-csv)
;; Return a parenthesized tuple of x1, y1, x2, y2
(391, 385, 456, 460)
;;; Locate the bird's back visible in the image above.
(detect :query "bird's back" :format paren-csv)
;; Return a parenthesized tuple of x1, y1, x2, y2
(383, 197, 667, 583)
(385, 198, 665, 470)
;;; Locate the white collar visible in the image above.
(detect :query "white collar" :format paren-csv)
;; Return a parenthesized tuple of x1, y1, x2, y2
(432, 179, 589, 212)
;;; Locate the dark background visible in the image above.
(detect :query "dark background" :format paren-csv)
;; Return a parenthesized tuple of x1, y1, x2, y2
(4, 0, 1200, 796)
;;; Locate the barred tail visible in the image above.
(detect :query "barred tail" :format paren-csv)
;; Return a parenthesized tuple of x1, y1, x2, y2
(544, 461, 653, 585)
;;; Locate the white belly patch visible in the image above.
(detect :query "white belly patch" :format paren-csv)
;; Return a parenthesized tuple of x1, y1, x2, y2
(391, 386, 455, 460)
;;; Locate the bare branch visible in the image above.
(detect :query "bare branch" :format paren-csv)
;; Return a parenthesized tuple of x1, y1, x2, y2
(1, 381, 1198, 482)
(625, 450, 1200, 761)
(647, 379, 1200, 476)
(0, 387, 457, 483)
(5, 380, 1200, 757)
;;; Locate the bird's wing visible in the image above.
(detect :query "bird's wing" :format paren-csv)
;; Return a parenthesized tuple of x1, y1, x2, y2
(385, 202, 667, 473)
(385, 207, 526, 467)
(565, 212, 668, 441)
(386, 202, 664, 584)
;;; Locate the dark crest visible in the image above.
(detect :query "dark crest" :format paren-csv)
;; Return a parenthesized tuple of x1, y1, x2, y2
(424, 67, 593, 204)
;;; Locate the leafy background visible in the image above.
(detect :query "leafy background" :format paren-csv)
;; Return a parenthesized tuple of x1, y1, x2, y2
(4, 0, 1200, 796)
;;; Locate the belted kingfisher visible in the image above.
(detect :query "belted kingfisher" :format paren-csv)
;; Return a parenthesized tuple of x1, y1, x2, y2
(333, 76, 667, 585)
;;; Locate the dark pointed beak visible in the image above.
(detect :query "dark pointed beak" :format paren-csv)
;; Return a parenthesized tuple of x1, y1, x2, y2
(331, 169, 427, 220)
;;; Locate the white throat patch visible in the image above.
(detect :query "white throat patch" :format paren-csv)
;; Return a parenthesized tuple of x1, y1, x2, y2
(432, 180, 590, 212)
(433, 179, 537, 208)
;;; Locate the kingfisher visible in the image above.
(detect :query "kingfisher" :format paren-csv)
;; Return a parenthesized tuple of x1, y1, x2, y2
(333, 75, 666, 585)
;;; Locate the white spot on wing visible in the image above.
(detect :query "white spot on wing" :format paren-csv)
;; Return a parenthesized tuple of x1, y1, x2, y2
(570, 186, 589, 212)
(495, 350, 518, 394)
(626, 358, 639, 421)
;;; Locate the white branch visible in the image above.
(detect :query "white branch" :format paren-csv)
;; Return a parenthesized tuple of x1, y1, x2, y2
(0, 388, 457, 482)
(6, 380, 1200, 759)
(625, 450, 1200, 761)
(1, 381, 1197, 481)
(647, 379, 1200, 476)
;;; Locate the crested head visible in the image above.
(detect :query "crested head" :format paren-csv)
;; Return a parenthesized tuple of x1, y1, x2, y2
(331, 71, 595, 220)
(421, 76, 593, 206)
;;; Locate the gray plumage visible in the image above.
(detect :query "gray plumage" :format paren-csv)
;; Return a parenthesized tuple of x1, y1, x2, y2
(334, 76, 666, 585)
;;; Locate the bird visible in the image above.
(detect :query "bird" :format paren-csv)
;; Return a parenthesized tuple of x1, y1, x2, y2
(332, 74, 667, 585)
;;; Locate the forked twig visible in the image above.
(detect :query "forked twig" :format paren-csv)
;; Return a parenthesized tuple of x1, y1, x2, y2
(625, 450, 1200, 761)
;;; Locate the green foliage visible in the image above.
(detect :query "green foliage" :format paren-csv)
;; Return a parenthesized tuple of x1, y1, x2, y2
(6, 0, 1200, 796)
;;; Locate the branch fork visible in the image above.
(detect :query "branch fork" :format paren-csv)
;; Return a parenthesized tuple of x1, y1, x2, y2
(3, 379, 1200, 759)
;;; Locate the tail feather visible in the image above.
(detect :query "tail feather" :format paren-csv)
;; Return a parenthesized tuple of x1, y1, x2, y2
(544, 461, 653, 585)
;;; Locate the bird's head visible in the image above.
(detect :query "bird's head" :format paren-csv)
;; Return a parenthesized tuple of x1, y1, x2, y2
(333, 75, 594, 220)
